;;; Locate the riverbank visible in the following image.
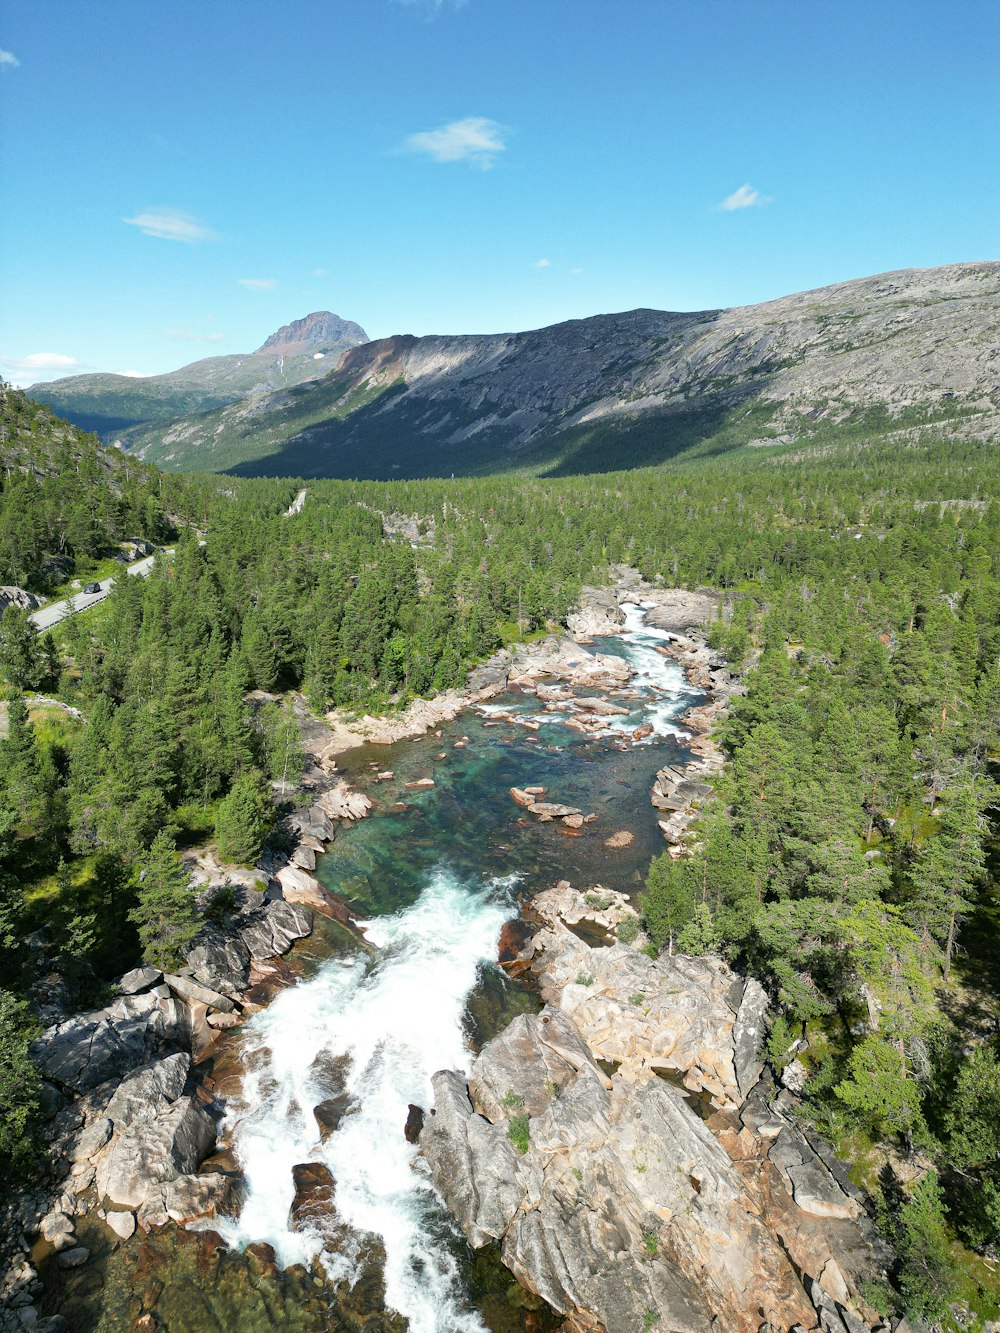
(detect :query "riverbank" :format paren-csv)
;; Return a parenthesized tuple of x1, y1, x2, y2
(1, 580, 726, 1331)
(422, 882, 891, 1333)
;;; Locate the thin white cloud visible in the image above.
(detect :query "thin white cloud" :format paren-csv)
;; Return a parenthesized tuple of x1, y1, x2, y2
(123, 209, 218, 242)
(403, 116, 506, 169)
(0, 49, 19, 70)
(718, 183, 772, 212)
(570, 267, 583, 275)
(1, 352, 81, 387)
(533, 258, 551, 269)
(11, 352, 79, 371)
(311, 267, 329, 277)
(162, 327, 227, 343)
(238, 278, 279, 290)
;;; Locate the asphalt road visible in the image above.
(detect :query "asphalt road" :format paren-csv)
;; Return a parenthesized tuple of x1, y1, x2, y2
(29, 552, 165, 631)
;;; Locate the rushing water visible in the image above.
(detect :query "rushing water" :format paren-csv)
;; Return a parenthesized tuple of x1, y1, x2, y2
(217, 604, 702, 1331)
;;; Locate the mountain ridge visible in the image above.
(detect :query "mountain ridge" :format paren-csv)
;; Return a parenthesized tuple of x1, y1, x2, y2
(114, 261, 999, 478)
(26, 312, 368, 437)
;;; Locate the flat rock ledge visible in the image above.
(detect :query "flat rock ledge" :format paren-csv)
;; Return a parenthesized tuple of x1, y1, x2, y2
(421, 885, 890, 1333)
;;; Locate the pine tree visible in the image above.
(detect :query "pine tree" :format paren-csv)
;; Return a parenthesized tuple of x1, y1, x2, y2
(908, 778, 987, 976)
(214, 769, 274, 866)
(129, 830, 199, 971)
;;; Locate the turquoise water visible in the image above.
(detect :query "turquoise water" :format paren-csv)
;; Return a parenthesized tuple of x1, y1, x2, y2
(216, 610, 704, 1332)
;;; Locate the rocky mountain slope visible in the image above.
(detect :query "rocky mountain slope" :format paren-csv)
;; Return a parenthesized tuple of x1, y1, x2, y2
(111, 261, 998, 478)
(27, 313, 368, 438)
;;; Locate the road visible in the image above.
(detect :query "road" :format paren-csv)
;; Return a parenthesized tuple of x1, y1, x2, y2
(29, 552, 166, 632)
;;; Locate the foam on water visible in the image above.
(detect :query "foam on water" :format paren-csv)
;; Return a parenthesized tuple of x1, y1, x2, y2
(219, 869, 516, 1333)
(605, 600, 692, 741)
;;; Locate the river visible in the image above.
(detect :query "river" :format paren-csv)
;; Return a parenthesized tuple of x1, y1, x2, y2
(214, 604, 702, 1331)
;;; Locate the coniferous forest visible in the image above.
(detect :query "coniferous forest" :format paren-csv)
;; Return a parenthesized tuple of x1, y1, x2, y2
(1, 378, 998, 1322)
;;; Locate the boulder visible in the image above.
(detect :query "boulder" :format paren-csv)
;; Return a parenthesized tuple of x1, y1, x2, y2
(239, 898, 313, 960)
(157, 1172, 243, 1224)
(96, 1096, 215, 1208)
(56, 1247, 89, 1269)
(567, 586, 626, 640)
(404, 1104, 424, 1144)
(316, 782, 372, 821)
(163, 972, 237, 1013)
(420, 1070, 523, 1249)
(32, 1013, 150, 1093)
(288, 1162, 335, 1232)
(104, 1052, 190, 1131)
(733, 977, 769, 1100)
(118, 966, 163, 996)
(105, 1210, 136, 1241)
(186, 928, 251, 995)
(70, 1117, 113, 1162)
(788, 1163, 861, 1220)
(0, 587, 40, 613)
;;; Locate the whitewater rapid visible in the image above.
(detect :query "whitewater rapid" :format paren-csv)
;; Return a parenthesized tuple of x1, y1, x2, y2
(218, 870, 516, 1333)
(218, 604, 692, 1330)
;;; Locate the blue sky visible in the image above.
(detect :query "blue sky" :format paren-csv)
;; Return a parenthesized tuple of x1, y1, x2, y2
(2, 0, 998, 384)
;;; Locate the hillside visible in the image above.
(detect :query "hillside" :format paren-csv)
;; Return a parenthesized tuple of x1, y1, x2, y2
(27, 312, 368, 438)
(110, 262, 1000, 478)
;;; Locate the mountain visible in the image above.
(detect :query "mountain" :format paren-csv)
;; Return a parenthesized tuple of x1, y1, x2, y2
(93, 264, 1000, 477)
(26, 313, 368, 438)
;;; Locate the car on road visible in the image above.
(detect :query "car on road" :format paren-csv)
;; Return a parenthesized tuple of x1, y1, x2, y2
(82, 582, 102, 594)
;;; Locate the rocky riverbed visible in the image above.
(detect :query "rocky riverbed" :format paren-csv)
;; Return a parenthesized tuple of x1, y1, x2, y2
(2, 579, 757, 1332)
(422, 883, 892, 1333)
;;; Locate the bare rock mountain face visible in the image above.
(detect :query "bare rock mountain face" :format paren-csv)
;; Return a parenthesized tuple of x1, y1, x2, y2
(27, 312, 368, 438)
(421, 883, 892, 1333)
(109, 260, 999, 477)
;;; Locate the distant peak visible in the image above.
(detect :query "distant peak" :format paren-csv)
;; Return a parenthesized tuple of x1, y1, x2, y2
(255, 311, 368, 356)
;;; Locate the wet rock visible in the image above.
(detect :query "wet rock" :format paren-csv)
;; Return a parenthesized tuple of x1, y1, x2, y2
(313, 1095, 352, 1139)
(56, 1246, 89, 1269)
(527, 801, 581, 819)
(106, 1209, 136, 1240)
(404, 1104, 424, 1144)
(288, 1162, 335, 1230)
(509, 787, 534, 808)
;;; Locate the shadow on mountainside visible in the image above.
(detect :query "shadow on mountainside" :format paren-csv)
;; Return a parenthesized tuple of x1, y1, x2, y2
(222, 384, 771, 482)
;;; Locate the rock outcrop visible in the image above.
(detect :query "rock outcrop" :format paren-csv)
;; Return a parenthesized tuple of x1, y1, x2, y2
(422, 884, 888, 1333)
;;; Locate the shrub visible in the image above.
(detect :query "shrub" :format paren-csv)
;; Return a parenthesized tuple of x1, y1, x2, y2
(616, 914, 639, 945)
(507, 1114, 530, 1154)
